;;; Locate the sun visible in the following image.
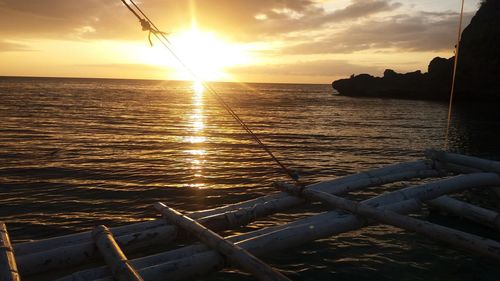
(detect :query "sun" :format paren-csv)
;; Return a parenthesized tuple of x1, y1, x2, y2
(137, 28, 251, 82)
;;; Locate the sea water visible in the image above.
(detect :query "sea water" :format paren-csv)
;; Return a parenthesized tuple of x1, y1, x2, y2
(1, 76, 499, 280)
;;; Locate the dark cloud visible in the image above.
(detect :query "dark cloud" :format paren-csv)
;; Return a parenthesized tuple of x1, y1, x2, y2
(230, 0, 402, 39)
(325, 0, 402, 21)
(0, 0, 138, 39)
(0, 40, 32, 52)
(284, 11, 475, 54)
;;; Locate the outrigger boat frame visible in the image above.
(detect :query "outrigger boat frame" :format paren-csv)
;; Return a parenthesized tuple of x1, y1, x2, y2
(2, 150, 500, 281)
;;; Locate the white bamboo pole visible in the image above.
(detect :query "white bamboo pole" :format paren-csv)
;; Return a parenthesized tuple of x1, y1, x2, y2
(427, 196, 500, 231)
(15, 161, 433, 258)
(52, 168, 438, 280)
(155, 203, 292, 281)
(426, 150, 500, 174)
(192, 160, 434, 218)
(18, 167, 438, 277)
(14, 219, 167, 256)
(92, 200, 423, 281)
(0, 223, 20, 281)
(17, 161, 433, 253)
(16, 225, 177, 277)
(276, 183, 500, 260)
(63, 173, 500, 281)
(92, 225, 144, 281)
(55, 245, 210, 281)
(427, 150, 500, 200)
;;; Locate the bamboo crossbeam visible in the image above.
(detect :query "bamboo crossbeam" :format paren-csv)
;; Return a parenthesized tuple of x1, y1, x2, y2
(0, 223, 20, 281)
(15, 162, 433, 257)
(17, 225, 177, 277)
(427, 150, 500, 200)
(155, 203, 292, 281)
(276, 183, 500, 261)
(92, 200, 422, 281)
(92, 225, 144, 281)
(427, 150, 500, 174)
(16, 161, 431, 257)
(427, 196, 500, 231)
(192, 160, 434, 218)
(54, 168, 438, 281)
(14, 219, 167, 256)
(61, 173, 499, 281)
(19, 165, 438, 277)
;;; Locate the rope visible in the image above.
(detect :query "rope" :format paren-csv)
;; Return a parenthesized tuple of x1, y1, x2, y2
(119, 0, 303, 187)
(444, 0, 465, 150)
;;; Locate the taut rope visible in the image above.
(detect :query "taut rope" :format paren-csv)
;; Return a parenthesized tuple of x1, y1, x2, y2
(119, 0, 303, 187)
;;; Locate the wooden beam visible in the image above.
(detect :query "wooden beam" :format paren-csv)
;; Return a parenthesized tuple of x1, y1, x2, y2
(92, 225, 144, 281)
(0, 223, 20, 281)
(155, 203, 291, 281)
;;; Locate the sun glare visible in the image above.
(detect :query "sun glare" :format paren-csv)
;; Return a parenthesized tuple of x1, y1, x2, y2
(137, 28, 251, 82)
(192, 80, 205, 94)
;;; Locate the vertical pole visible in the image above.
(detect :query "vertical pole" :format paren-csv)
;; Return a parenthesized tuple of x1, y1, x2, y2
(0, 223, 20, 281)
(445, 0, 465, 150)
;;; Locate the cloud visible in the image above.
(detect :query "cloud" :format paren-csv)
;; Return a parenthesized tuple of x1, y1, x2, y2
(325, 0, 402, 22)
(229, 0, 402, 39)
(78, 63, 171, 72)
(0, 40, 32, 52)
(283, 10, 475, 54)
(229, 59, 382, 77)
(0, 0, 402, 41)
(0, 0, 138, 40)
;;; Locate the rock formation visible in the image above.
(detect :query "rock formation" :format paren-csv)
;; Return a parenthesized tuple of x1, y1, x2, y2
(332, 0, 500, 101)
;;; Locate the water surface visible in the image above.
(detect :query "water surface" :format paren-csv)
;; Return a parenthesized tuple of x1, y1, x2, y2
(0, 77, 499, 280)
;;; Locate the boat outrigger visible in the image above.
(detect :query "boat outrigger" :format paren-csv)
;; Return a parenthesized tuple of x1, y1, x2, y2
(2, 150, 500, 281)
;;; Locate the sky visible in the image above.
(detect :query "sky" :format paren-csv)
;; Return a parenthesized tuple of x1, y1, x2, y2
(0, 0, 481, 84)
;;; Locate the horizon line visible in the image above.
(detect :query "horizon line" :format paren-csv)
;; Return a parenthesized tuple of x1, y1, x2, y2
(0, 75, 331, 86)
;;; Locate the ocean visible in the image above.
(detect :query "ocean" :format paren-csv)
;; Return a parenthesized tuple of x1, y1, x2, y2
(1, 76, 499, 280)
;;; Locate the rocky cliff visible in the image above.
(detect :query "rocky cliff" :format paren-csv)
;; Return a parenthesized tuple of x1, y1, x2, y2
(332, 0, 500, 101)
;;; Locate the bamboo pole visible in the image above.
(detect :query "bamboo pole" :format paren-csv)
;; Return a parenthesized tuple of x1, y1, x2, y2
(53, 168, 438, 280)
(92, 225, 144, 281)
(16, 225, 177, 277)
(276, 183, 500, 261)
(0, 223, 20, 281)
(92, 200, 423, 281)
(18, 167, 438, 277)
(426, 150, 500, 174)
(155, 203, 292, 281)
(15, 161, 433, 257)
(427, 196, 500, 231)
(192, 160, 434, 218)
(55, 245, 210, 281)
(61, 173, 499, 281)
(14, 219, 167, 257)
(427, 150, 500, 201)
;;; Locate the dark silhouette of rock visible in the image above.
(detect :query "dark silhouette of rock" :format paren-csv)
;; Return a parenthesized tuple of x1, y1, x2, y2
(332, 0, 500, 101)
(455, 0, 500, 100)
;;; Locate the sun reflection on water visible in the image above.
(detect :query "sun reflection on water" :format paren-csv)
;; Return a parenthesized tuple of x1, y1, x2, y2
(184, 81, 207, 189)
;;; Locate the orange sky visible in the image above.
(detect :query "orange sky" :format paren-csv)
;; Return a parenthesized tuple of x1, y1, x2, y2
(0, 0, 481, 83)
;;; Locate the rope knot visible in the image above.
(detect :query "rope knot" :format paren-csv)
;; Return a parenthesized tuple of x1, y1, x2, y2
(140, 18, 151, 31)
